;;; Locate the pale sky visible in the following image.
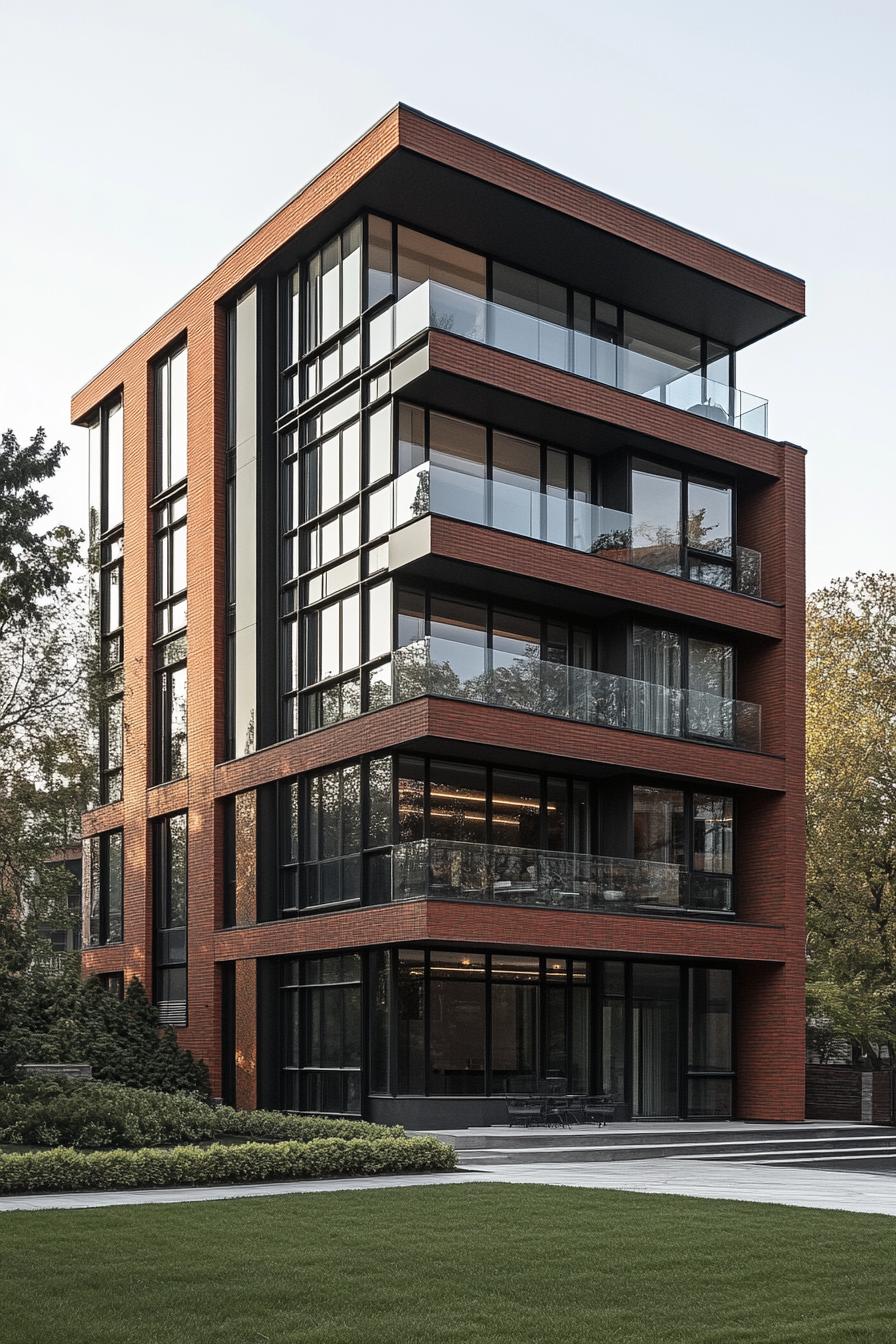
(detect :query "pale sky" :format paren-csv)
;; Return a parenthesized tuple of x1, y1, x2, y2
(2, 0, 893, 592)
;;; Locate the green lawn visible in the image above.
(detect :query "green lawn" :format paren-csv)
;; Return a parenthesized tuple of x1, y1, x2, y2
(5, 1184, 896, 1343)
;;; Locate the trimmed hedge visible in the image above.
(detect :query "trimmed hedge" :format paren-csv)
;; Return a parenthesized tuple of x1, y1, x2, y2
(0, 1079, 404, 1149)
(214, 1106, 403, 1144)
(0, 1137, 456, 1194)
(0, 1080, 215, 1149)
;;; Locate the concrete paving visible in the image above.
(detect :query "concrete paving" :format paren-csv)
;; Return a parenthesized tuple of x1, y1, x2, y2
(3, 1155, 896, 1216)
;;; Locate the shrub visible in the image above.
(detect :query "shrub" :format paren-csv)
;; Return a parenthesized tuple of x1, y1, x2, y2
(0, 1079, 217, 1148)
(213, 1106, 404, 1144)
(0, 1137, 456, 1193)
(6, 965, 209, 1096)
(0, 1079, 404, 1149)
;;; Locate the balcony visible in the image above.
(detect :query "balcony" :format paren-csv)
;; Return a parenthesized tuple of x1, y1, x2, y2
(389, 838, 732, 916)
(388, 636, 762, 753)
(372, 279, 769, 438)
(392, 461, 761, 597)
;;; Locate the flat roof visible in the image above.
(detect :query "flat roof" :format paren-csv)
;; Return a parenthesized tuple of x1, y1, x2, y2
(73, 104, 804, 419)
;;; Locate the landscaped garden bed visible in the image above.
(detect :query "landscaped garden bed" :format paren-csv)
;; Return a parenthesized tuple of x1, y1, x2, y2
(0, 1079, 455, 1192)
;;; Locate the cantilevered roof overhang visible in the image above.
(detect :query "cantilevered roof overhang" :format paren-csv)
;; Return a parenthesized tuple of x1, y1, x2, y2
(74, 104, 804, 417)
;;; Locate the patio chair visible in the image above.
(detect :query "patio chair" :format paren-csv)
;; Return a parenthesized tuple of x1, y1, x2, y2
(505, 1096, 544, 1127)
(582, 1093, 616, 1127)
(542, 1075, 573, 1127)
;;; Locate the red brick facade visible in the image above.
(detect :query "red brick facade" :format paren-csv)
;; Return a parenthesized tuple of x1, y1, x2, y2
(76, 107, 806, 1121)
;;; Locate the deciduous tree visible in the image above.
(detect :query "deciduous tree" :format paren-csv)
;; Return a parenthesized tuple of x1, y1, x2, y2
(806, 572, 896, 1064)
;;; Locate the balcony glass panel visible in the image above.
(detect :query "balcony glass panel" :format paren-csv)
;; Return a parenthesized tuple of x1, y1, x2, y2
(389, 838, 733, 915)
(391, 460, 761, 597)
(382, 280, 768, 437)
(391, 635, 761, 751)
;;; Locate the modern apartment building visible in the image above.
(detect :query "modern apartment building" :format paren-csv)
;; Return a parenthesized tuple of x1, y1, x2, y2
(77, 106, 806, 1126)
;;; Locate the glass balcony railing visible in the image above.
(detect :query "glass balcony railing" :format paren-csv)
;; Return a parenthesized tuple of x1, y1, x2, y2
(388, 838, 733, 915)
(373, 280, 769, 437)
(390, 636, 762, 752)
(392, 461, 761, 596)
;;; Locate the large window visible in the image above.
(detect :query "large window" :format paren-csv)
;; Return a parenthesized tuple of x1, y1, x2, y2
(153, 345, 188, 784)
(395, 587, 595, 719)
(688, 967, 734, 1117)
(633, 786, 733, 911)
(153, 813, 188, 1026)
(87, 397, 123, 544)
(631, 458, 737, 590)
(396, 756, 591, 857)
(87, 396, 124, 805)
(304, 223, 362, 352)
(225, 289, 258, 760)
(393, 402, 593, 547)
(83, 830, 123, 947)
(153, 491, 187, 783)
(279, 756, 392, 914)
(282, 954, 361, 1115)
(153, 343, 187, 495)
(396, 226, 486, 301)
(279, 396, 394, 738)
(631, 622, 736, 743)
(430, 950, 486, 1095)
(385, 950, 590, 1097)
(222, 791, 256, 929)
(302, 763, 361, 908)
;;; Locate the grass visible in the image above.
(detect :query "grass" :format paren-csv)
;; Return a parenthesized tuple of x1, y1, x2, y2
(5, 1184, 896, 1343)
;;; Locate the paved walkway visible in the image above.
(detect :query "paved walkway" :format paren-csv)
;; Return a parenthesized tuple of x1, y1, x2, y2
(3, 1157, 896, 1216)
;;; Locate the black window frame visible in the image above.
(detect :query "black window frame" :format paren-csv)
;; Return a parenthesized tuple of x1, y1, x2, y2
(152, 812, 188, 1027)
(631, 782, 735, 913)
(628, 452, 740, 591)
(83, 829, 124, 948)
(87, 394, 125, 806)
(280, 952, 363, 1115)
(152, 339, 188, 498)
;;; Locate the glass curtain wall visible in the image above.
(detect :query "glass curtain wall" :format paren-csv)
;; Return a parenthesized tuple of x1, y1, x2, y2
(364, 216, 735, 399)
(277, 754, 392, 915)
(386, 951, 591, 1098)
(394, 402, 593, 547)
(371, 951, 732, 1115)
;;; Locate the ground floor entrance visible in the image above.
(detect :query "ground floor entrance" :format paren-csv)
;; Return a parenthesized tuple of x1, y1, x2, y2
(243, 945, 736, 1128)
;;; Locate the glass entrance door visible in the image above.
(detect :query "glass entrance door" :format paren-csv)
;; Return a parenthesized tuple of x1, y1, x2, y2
(631, 964, 680, 1118)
